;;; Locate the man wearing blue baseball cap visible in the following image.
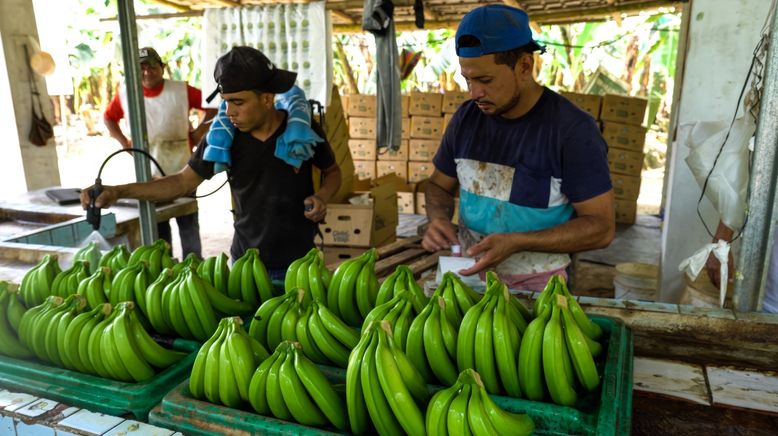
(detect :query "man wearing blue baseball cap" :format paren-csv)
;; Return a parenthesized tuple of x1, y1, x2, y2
(422, 5, 615, 291)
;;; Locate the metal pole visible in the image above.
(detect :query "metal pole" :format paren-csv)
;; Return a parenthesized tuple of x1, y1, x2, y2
(116, 0, 157, 245)
(733, 2, 778, 312)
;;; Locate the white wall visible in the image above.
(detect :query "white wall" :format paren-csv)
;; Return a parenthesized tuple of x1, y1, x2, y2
(660, 0, 774, 302)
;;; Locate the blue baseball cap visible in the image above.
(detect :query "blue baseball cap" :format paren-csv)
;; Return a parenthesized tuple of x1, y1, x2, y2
(455, 5, 544, 58)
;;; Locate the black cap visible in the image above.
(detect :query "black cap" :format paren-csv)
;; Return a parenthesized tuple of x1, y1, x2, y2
(139, 47, 163, 65)
(214, 46, 297, 95)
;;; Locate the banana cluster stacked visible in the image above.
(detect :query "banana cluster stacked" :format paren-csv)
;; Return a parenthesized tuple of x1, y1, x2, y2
(519, 275, 603, 406)
(456, 272, 529, 396)
(18, 254, 60, 307)
(225, 248, 276, 307)
(73, 241, 101, 274)
(249, 341, 347, 431)
(16, 297, 185, 382)
(327, 249, 378, 327)
(347, 321, 429, 436)
(362, 289, 418, 350)
(0, 282, 32, 359)
(97, 244, 130, 271)
(250, 289, 359, 368)
(427, 368, 534, 436)
(406, 297, 461, 386)
(431, 271, 484, 325)
(76, 266, 112, 309)
(284, 248, 332, 303)
(196, 252, 228, 291)
(376, 265, 429, 313)
(189, 317, 269, 408)
(50, 260, 90, 298)
(109, 262, 152, 308)
(125, 239, 175, 278)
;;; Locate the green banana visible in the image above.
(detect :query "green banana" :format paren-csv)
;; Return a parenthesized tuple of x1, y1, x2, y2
(217, 326, 242, 407)
(480, 386, 535, 436)
(518, 305, 550, 400)
(447, 383, 473, 436)
(239, 249, 261, 307)
(224, 317, 262, 401)
(203, 323, 228, 404)
(308, 255, 326, 303)
(190, 321, 225, 400)
(265, 345, 292, 420)
(252, 252, 275, 302)
(456, 295, 487, 373)
(337, 253, 368, 327)
(293, 342, 348, 431)
(73, 241, 101, 275)
(295, 306, 329, 364)
(542, 304, 577, 406)
(227, 254, 248, 300)
(145, 268, 175, 335)
(561, 303, 601, 392)
(467, 380, 499, 436)
(308, 309, 351, 368)
(494, 294, 522, 397)
(278, 343, 329, 426)
(248, 292, 290, 346)
(361, 332, 404, 436)
(425, 383, 459, 436)
(213, 252, 230, 294)
(112, 303, 155, 382)
(247, 349, 278, 415)
(404, 303, 434, 382)
(129, 310, 186, 368)
(5, 289, 26, 333)
(385, 322, 429, 406)
(346, 325, 374, 435)
(425, 299, 459, 386)
(315, 301, 359, 349)
(0, 292, 32, 359)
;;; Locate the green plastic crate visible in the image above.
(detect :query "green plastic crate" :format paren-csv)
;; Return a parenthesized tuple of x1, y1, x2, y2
(0, 339, 200, 420)
(150, 316, 632, 435)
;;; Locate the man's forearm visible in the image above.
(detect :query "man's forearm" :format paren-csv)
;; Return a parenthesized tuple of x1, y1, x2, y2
(116, 174, 194, 203)
(424, 180, 456, 221)
(507, 215, 614, 254)
(104, 117, 130, 148)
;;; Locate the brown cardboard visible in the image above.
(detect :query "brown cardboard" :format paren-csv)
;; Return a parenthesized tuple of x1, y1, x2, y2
(320, 175, 398, 247)
(442, 91, 469, 113)
(611, 173, 642, 200)
(348, 139, 376, 160)
(408, 161, 435, 183)
(600, 94, 648, 126)
(409, 92, 443, 116)
(353, 160, 376, 180)
(415, 192, 426, 215)
(560, 92, 602, 119)
(402, 117, 411, 139)
(401, 95, 410, 118)
(409, 139, 439, 162)
(608, 147, 644, 176)
(347, 94, 376, 117)
(602, 121, 648, 152)
(348, 117, 376, 139)
(376, 161, 408, 182)
(411, 116, 445, 139)
(341, 94, 350, 116)
(397, 191, 415, 214)
(377, 140, 409, 161)
(614, 198, 637, 225)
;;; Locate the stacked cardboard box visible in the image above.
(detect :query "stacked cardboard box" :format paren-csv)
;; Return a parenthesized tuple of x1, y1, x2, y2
(562, 92, 648, 225)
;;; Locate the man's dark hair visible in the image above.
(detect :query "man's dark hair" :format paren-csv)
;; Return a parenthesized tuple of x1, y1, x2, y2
(457, 35, 535, 69)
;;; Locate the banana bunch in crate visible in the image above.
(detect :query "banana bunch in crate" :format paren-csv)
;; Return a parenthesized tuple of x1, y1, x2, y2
(375, 265, 429, 313)
(347, 320, 429, 436)
(197, 252, 230, 293)
(16, 297, 185, 382)
(72, 241, 102, 275)
(98, 244, 130, 271)
(250, 289, 359, 368)
(18, 254, 61, 307)
(50, 260, 91, 299)
(189, 317, 269, 408)
(126, 239, 175, 279)
(431, 271, 486, 324)
(284, 248, 332, 303)
(362, 289, 420, 351)
(0, 282, 32, 359)
(76, 266, 112, 309)
(224, 248, 276, 307)
(249, 341, 348, 431)
(326, 249, 379, 327)
(405, 296, 461, 386)
(427, 368, 534, 436)
(519, 275, 604, 406)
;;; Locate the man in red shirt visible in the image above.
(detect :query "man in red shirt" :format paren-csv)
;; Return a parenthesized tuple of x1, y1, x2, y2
(103, 47, 216, 258)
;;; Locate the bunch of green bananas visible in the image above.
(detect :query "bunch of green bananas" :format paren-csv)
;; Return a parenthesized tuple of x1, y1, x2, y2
(226, 248, 275, 308)
(362, 289, 419, 350)
(18, 294, 86, 365)
(326, 249, 378, 327)
(190, 317, 269, 408)
(427, 368, 535, 436)
(284, 248, 332, 303)
(431, 271, 484, 325)
(249, 341, 347, 430)
(197, 253, 230, 294)
(347, 320, 429, 436)
(457, 273, 529, 396)
(50, 260, 90, 299)
(126, 239, 174, 279)
(519, 275, 603, 406)
(171, 253, 202, 276)
(0, 282, 32, 359)
(73, 241, 102, 275)
(109, 262, 152, 314)
(98, 244, 130, 272)
(76, 266, 112, 309)
(405, 296, 460, 385)
(19, 254, 61, 307)
(376, 265, 429, 314)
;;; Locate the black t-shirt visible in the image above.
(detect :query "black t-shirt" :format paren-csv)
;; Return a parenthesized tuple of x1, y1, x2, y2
(189, 115, 335, 269)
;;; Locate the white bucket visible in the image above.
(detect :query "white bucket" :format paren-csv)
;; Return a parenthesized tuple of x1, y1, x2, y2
(613, 262, 658, 301)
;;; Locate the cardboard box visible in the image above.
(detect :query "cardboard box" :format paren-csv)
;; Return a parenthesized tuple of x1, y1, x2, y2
(402, 117, 411, 139)
(408, 161, 435, 183)
(411, 116, 445, 139)
(602, 121, 648, 152)
(401, 95, 410, 118)
(353, 160, 376, 180)
(600, 94, 648, 126)
(320, 175, 398, 247)
(561, 92, 602, 119)
(341, 94, 350, 115)
(608, 147, 644, 176)
(377, 140, 408, 161)
(415, 191, 426, 215)
(349, 117, 376, 139)
(409, 139, 439, 162)
(409, 92, 443, 116)
(348, 139, 376, 160)
(347, 94, 376, 117)
(397, 191, 415, 214)
(614, 198, 637, 225)
(376, 161, 408, 182)
(611, 173, 641, 200)
(442, 91, 469, 113)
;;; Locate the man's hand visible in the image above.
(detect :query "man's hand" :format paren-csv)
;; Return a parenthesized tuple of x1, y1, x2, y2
(422, 218, 458, 252)
(458, 233, 517, 276)
(303, 194, 326, 223)
(79, 185, 119, 210)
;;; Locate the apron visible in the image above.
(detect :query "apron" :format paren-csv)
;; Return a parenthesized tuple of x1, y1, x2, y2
(120, 80, 190, 177)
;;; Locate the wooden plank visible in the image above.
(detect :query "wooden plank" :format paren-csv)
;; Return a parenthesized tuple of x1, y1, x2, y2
(633, 357, 710, 405)
(706, 366, 778, 414)
(376, 236, 421, 258)
(407, 250, 446, 278)
(374, 248, 426, 277)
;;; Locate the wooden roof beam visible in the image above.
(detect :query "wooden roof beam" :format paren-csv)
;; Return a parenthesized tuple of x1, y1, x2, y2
(331, 9, 355, 24)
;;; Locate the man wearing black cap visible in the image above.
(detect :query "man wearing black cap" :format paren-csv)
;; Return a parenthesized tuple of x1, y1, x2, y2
(103, 47, 216, 259)
(422, 5, 615, 291)
(86, 46, 341, 277)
